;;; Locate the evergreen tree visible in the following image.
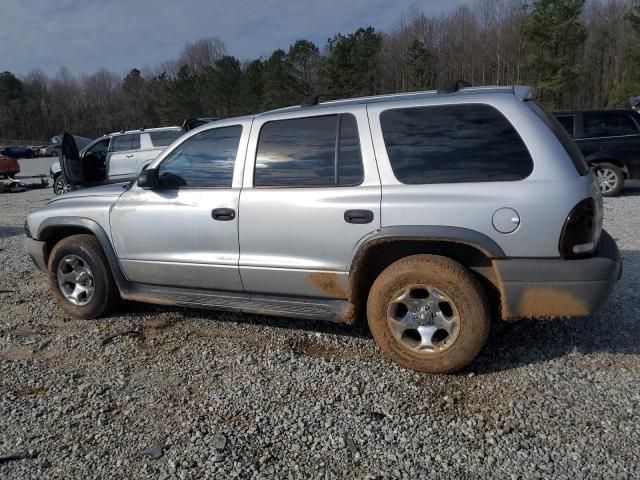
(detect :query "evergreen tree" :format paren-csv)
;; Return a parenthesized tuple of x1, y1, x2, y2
(146, 73, 174, 125)
(325, 27, 382, 99)
(122, 68, 147, 127)
(166, 65, 204, 122)
(212, 55, 242, 117)
(262, 49, 294, 110)
(522, 0, 587, 108)
(0, 72, 26, 138)
(287, 40, 322, 96)
(610, 2, 640, 106)
(407, 39, 436, 91)
(239, 59, 264, 114)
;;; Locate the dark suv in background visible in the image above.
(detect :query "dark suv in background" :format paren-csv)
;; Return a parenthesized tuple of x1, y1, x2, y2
(554, 109, 640, 196)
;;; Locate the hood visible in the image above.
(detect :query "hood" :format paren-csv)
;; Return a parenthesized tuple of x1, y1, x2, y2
(48, 183, 129, 203)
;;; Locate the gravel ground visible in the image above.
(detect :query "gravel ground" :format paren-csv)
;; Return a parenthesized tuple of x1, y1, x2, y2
(1, 170, 639, 479)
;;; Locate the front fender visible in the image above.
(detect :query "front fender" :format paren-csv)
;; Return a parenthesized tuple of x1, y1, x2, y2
(37, 216, 128, 287)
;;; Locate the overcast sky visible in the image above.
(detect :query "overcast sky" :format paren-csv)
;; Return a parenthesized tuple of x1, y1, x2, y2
(1, 0, 469, 76)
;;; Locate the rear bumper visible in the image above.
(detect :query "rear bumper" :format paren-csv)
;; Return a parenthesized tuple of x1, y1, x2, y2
(495, 230, 621, 319)
(25, 238, 48, 272)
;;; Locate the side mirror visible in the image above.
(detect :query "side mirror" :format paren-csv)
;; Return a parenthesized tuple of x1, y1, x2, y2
(137, 168, 159, 189)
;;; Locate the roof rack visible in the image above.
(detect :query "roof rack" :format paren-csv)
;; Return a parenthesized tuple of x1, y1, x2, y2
(437, 80, 472, 94)
(301, 95, 320, 107)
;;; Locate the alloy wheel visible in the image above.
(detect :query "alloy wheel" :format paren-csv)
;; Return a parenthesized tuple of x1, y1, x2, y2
(56, 254, 95, 306)
(386, 284, 460, 354)
(596, 167, 618, 194)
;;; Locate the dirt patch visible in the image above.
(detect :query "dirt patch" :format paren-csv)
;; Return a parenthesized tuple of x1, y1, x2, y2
(143, 313, 182, 331)
(0, 345, 35, 360)
(305, 271, 347, 299)
(13, 386, 46, 397)
(291, 337, 338, 358)
(516, 287, 589, 318)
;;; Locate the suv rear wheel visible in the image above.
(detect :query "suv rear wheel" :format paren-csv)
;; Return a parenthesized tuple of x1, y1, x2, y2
(594, 162, 624, 197)
(48, 234, 119, 319)
(367, 254, 489, 373)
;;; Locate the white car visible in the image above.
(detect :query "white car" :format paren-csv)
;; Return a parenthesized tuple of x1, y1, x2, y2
(50, 127, 184, 194)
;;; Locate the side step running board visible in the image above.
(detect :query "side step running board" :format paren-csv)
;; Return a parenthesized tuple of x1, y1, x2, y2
(120, 283, 354, 323)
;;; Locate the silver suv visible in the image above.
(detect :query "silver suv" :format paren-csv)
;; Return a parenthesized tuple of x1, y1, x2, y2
(25, 86, 622, 373)
(50, 127, 183, 194)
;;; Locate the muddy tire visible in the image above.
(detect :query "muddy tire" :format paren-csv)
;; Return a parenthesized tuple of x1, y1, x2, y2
(48, 234, 120, 319)
(367, 254, 489, 374)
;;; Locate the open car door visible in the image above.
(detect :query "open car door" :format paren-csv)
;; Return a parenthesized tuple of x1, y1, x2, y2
(60, 132, 84, 186)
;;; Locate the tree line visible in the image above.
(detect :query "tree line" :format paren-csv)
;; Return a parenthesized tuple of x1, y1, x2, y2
(1, 0, 640, 142)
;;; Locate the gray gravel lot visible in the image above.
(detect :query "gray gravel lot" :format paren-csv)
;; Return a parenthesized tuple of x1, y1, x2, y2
(1, 166, 639, 479)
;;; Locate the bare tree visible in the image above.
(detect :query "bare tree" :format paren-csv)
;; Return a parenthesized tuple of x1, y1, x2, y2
(177, 37, 226, 74)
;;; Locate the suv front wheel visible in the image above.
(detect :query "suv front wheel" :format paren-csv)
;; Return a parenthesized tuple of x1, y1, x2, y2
(367, 254, 490, 373)
(48, 234, 120, 319)
(53, 174, 68, 195)
(594, 162, 624, 197)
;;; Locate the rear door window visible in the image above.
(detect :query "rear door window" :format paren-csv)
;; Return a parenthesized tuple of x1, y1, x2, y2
(130, 133, 141, 150)
(254, 114, 364, 187)
(149, 130, 183, 147)
(111, 134, 136, 152)
(380, 104, 533, 184)
(583, 112, 639, 138)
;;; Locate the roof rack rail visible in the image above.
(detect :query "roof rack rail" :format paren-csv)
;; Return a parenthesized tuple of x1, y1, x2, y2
(301, 95, 320, 107)
(437, 80, 472, 94)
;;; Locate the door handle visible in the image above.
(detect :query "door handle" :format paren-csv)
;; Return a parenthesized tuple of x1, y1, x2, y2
(125, 154, 134, 158)
(212, 208, 236, 221)
(344, 209, 374, 224)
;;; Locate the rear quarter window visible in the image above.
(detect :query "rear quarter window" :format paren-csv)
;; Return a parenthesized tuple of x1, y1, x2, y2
(528, 102, 588, 175)
(380, 104, 533, 184)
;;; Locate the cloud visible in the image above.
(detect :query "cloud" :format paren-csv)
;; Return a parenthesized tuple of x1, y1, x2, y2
(0, 0, 469, 76)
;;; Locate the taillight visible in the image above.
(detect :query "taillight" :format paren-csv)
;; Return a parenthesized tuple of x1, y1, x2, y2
(559, 198, 602, 257)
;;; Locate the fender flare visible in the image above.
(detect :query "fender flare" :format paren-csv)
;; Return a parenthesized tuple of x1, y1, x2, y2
(37, 216, 128, 287)
(584, 153, 628, 172)
(349, 225, 506, 274)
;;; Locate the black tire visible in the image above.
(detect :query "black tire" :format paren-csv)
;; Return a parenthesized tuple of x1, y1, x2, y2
(367, 254, 490, 374)
(594, 162, 624, 197)
(48, 234, 120, 319)
(53, 175, 66, 195)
